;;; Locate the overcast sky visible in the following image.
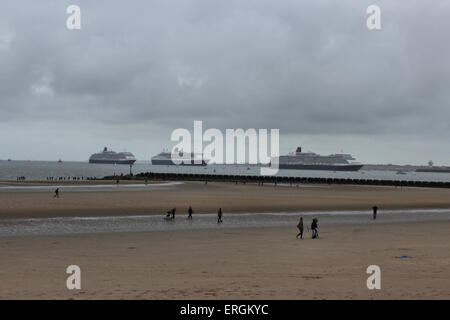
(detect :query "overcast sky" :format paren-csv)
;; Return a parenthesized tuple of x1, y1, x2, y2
(0, 0, 449, 165)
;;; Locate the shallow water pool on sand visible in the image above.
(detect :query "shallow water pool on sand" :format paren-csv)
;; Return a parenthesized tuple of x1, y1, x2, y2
(0, 181, 183, 191)
(0, 209, 449, 237)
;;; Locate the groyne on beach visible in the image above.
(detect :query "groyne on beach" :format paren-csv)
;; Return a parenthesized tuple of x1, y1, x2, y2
(105, 172, 450, 189)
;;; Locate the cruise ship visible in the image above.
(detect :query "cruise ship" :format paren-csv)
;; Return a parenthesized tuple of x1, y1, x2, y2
(151, 149, 208, 166)
(89, 147, 136, 164)
(277, 147, 363, 171)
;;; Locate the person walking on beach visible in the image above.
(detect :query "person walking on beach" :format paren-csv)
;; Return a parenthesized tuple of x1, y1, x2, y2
(311, 218, 318, 239)
(54, 188, 59, 198)
(188, 206, 193, 219)
(171, 208, 176, 220)
(296, 217, 304, 239)
(372, 206, 378, 220)
(217, 208, 223, 223)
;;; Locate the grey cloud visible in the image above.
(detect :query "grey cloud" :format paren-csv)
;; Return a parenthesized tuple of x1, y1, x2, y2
(0, 0, 449, 162)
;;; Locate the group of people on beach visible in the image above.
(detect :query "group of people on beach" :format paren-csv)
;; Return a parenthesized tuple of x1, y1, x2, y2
(296, 217, 319, 239)
(165, 206, 223, 223)
(47, 176, 97, 181)
(295, 205, 380, 239)
(17, 176, 98, 181)
(165, 208, 177, 219)
(51, 186, 379, 234)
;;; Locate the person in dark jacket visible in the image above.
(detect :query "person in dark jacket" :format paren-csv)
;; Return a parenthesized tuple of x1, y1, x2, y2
(372, 206, 378, 220)
(54, 188, 59, 198)
(311, 218, 318, 239)
(217, 208, 223, 223)
(171, 208, 176, 220)
(188, 206, 193, 219)
(296, 217, 304, 239)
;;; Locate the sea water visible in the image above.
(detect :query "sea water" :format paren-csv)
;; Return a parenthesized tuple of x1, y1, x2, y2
(1, 160, 450, 182)
(1, 208, 449, 237)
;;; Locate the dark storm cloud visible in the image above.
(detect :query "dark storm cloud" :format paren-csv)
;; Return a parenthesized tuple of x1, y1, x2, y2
(0, 0, 450, 161)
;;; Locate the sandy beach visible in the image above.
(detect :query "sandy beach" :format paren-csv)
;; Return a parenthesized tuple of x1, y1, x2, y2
(0, 222, 449, 299)
(1, 181, 450, 299)
(1, 181, 450, 219)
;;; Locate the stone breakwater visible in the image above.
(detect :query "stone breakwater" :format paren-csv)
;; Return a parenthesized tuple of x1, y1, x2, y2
(104, 172, 450, 189)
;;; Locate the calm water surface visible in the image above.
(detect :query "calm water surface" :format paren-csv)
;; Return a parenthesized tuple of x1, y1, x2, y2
(1, 209, 449, 237)
(1, 160, 450, 182)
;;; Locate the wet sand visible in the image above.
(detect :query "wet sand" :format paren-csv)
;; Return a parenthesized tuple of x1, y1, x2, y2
(0, 221, 449, 299)
(1, 180, 449, 299)
(1, 181, 450, 219)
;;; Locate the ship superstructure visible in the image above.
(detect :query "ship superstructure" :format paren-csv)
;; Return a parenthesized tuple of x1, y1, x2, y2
(277, 147, 363, 171)
(89, 147, 136, 165)
(151, 149, 207, 166)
